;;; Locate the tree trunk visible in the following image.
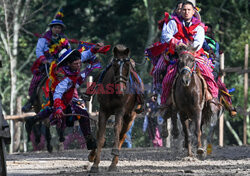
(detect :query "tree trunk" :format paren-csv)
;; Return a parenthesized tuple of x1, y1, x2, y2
(142, 0, 157, 77)
(13, 97, 22, 152)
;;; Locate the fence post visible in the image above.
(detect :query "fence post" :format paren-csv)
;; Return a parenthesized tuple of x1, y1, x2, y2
(243, 44, 249, 145)
(87, 76, 93, 114)
(219, 53, 224, 147)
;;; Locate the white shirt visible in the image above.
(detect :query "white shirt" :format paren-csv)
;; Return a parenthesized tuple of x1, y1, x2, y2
(161, 19, 205, 51)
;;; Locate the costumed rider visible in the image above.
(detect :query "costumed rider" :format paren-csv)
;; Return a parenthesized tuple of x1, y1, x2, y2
(203, 24, 237, 117)
(160, 1, 220, 114)
(149, 1, 183, 95)
(22, 9, 70, 112)
(25, 44, 104, 150)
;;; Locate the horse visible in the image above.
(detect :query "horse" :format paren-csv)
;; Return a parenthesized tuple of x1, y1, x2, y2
(171, 45, 220, 157)
(26, 73, 64, 153)
(88, 44, 143, 172)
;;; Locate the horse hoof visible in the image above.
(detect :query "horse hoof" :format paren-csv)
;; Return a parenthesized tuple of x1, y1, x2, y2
(108, 165, 118, 172)
(88, 151, 96, 162)
(58, 142, 64, 151)
(111, 148, 119, 156)
(197, 148, 204, 155)
(89, 166, 99, 173)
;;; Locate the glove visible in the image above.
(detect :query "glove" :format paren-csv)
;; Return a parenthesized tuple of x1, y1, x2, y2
(53, 98, 66, 110)
(54, 108, 64, 119)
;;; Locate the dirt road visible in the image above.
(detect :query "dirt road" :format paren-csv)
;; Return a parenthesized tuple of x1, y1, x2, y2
(6, 146, 250, 176)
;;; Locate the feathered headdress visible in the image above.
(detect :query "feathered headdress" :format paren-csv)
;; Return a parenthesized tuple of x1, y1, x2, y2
(49, 8, 65, 28)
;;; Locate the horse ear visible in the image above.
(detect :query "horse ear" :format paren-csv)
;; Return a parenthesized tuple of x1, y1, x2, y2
(176, 45, 186, 55)
(113, 46, 118, 57)
(124, 47, 130, 56)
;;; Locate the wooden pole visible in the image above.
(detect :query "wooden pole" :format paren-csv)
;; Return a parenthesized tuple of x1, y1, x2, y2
(88, 76, 93, 114)
(219, 53, 224, 147)
(243, 44, 249, 145)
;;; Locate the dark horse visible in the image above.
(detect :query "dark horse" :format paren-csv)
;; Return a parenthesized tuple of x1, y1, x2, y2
(26, 75, 64, 153)
(172, 45, 220, 157)
(88, 44, 143, 172)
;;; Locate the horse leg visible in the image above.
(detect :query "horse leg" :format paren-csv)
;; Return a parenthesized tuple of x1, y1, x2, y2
(194, 111, 204, 155)
(45, 122, 52, 153)
(171, 110, 179, 139)
(106, 111, 125, 172)
(109, 111, 136, 172)
(33, 124, 41, 144)
(89, 110, 108, 173)
(180, 113, 192, 157)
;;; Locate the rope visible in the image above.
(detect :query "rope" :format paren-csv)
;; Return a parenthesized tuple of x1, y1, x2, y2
(63, 113, 97, 121)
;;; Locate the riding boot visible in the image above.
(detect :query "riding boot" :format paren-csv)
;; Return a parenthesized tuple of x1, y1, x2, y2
(78, 115, 97, 150)
(226, 104, 237, 117)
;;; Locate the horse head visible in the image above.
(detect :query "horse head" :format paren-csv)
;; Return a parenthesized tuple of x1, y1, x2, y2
(176, 44, 198, 87)
(112, 44, 131, 94)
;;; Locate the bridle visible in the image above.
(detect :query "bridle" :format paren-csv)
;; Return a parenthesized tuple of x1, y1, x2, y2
(179, 51, 197, 75)
(112, 57, 131, 86)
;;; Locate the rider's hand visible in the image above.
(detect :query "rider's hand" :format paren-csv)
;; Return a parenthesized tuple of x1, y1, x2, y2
(91, 43, 104, 54)
(178, 42, 187, 48)
(54, 108, 64, 119)
(94, 43, 104, 50)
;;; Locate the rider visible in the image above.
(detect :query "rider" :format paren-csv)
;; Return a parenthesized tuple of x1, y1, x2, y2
(150, 1, 183, 94)
(25, 44, 104, 150)
(22, 9, 70, 112)
(203, 24, 237, 117)
(160, 1, 219, 111)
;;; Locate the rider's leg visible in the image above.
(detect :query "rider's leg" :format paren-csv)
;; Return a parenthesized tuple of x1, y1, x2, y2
(196, 61, 223, 118)
(161, 64, 177, 106)
(217, 78, 237, 117)
(22, 74, 44, 112)
(72, 101, 97, 150)
(153, 55, 167, 93)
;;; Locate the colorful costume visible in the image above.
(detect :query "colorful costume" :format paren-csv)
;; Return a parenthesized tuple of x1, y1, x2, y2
(29, 30, 70, 97)
(203, 33, 236, 115)
(146, 12, 178, 92)
(23, 9, 70, 112)
(26, 48, 100, 150)
(160, 16, 218, 104)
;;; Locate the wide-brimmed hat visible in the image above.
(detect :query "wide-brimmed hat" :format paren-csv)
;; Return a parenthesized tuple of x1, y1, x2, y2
(49, 9, 65, 28)
(57, 48, 81, 66)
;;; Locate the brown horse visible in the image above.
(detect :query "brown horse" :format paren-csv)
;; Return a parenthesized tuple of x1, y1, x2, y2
(172, 45, 219, 157)
(88, 44, 143, 172)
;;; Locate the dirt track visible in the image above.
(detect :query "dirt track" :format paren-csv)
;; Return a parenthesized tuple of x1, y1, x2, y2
(6, 145, 250, 176)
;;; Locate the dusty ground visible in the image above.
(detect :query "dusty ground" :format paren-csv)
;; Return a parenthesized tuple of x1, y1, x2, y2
(6, 145, 250, 176)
